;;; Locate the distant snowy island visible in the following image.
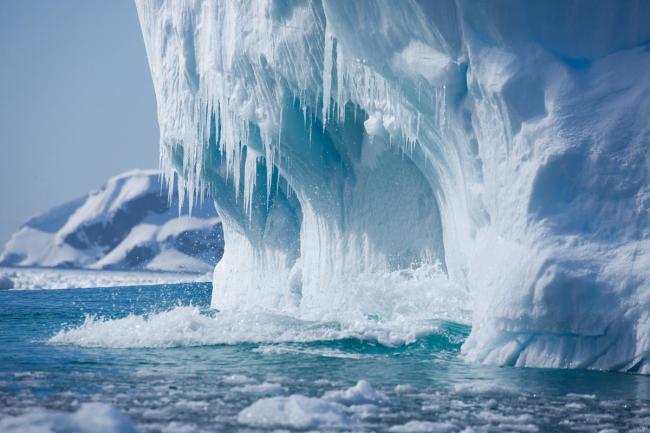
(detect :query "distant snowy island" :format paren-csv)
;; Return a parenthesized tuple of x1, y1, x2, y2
(0, 170, 224, 284)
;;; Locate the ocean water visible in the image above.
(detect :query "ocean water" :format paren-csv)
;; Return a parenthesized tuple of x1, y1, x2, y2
(0, 283, 648, 433)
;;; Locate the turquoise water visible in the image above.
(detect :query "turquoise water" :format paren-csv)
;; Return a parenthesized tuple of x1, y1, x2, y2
(0, 283, 648, 432)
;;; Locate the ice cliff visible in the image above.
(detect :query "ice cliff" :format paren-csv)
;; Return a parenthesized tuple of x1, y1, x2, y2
(0, 170, 223, 273)
(135, 0, 650, 373)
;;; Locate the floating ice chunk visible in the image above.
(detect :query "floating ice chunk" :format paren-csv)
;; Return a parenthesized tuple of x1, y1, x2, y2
(394, 384, 416, 394)
(323, 380, 389, 405)
(0, 402, 140, 433)
(476, 411, 534, 424)
(565, 393, 597, 400)
(452, 382, 517, 397)
(233, 382, 287, 394)
(349, 403, 380, 419)
(564, 402, 587, 410)
(422, 403, 441, 412)
(173, 400, 210, 412)
(237, 394, 349, 429)
(389, 420, 457, 433)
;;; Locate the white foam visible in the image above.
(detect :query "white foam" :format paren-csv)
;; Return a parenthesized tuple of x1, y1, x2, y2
(253, 345, 368, 359)
(0, 403, 139, 433)
(49, 306, 453, 349)
(237, 395, 349, 429)
(222, 374, 255, 385)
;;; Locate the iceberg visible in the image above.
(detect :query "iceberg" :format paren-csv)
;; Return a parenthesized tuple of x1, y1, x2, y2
(135, 0, 650, 373)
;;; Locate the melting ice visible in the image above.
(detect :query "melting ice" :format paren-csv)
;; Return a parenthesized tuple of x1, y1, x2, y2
(133, 0, 650, 373)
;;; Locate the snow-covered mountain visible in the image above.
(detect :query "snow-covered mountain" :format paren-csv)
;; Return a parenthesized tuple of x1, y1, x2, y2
(0, 170, 223, 273)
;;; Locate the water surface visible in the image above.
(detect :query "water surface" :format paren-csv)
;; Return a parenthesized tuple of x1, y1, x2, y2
(1, 283, 648, 432)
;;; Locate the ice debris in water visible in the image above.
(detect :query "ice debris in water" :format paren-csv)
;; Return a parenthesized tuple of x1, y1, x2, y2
(237, 379, 388, 429)
(222, 374, 256, 385)
(0, 402, 139, 433)
(389, 420, 457, 433)
(452, 382, 518, 397)
(323, 379, 389, 405)
(237, 394, 350, 429)
(232, 382, 287, 394)
(394, 384, 416, 394)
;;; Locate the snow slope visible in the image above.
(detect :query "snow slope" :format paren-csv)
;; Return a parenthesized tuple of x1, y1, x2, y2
(0, 170, 223, 273)
(136, 1, 650, 373)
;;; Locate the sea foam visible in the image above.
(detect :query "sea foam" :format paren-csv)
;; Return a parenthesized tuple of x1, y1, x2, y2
(48, 305, 460, 349)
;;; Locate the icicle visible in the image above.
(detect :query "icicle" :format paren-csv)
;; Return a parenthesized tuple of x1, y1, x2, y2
(322, 32, 334, 128)
(440, 85, 447, 130)
(243, 151, 257, 221)
(335, 41, 345, 124)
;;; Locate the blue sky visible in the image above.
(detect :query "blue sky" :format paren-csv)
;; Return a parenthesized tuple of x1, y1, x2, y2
(0, 0, 159, 245)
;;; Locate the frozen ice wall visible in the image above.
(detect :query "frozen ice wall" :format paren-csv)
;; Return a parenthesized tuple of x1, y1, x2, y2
(135, 0, 650, 373)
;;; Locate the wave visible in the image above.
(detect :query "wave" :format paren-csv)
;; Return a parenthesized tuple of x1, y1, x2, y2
(49, 305, 468, 350)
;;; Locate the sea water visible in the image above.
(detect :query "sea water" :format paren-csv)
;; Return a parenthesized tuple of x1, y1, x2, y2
(0, 283, 648, 432)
